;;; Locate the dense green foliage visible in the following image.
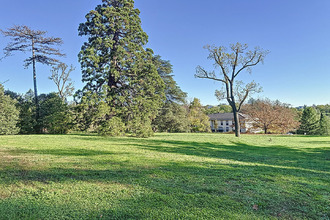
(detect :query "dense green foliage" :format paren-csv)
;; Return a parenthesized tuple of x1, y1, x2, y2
(0, 133, 328, 219)
(5, 89, 36, 134)
(5, 90, 72, 134)
(15, 91, 37, 134)
(38, 93, 72, 134)
(73, 92, 110, 132)
(0, 84, 19, 135)
(78, 0, 164, 137)
(188, 98, 210, 132)
(153, 102, 189, 132)
(98, 116, 125, 136)
(298, 107, 320, 135)
(318, 113, 330, 136)
(316, 104, 330, 116)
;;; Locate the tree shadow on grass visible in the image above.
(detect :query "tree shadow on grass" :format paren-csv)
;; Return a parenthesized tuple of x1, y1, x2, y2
(7, 148, 126, 157)
(1, 135, 329, 219)
(132, 139, 330, 172)
(0, 159, 328, 219)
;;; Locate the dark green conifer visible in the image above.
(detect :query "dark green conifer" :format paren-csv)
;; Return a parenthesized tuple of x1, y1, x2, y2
(298, 107, 319, 135)
(78, 0, 165, 137)
(318, 113, 330, 136)
(0, 84, 19, 135)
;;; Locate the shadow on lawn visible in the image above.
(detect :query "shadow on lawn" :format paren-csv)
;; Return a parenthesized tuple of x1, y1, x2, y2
(8, 148, 123, 157)
(1, 136, 329, 219)
(3, 137, 329, 183)
(133, 139, 330, 172)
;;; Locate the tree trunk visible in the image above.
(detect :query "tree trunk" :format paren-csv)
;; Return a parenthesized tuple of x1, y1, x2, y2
(233, 110, 240, 137)
(108, 31, 120, 90)
(32, 39, 40, 126)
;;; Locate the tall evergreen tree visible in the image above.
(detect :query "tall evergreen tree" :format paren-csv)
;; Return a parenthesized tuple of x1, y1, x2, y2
(318, 113, 330, 136)
(0, 84, 19, 135)
(298, 107, 320, 135)
(78, 0, 164, 137)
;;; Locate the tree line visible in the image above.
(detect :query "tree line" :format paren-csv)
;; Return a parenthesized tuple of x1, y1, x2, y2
(1, 0, 329, 137)
(0, 0, 216, 137)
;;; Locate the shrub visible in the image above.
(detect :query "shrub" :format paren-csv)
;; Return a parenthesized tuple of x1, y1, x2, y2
(98, 117, 125, 136)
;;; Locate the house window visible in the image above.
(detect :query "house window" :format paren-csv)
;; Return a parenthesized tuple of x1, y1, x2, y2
(226, 127, 229, 132)
(226, 121, 229, 125)
(221, 121, 223, 125)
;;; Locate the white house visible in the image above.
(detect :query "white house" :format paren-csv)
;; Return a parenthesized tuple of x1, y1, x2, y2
(208, 113, 255, 133)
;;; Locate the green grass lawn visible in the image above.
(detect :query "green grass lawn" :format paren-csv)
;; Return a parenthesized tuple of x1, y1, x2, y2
(0, 133, 329, 219)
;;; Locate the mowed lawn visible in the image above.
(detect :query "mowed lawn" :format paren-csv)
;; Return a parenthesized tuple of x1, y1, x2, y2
(0, 133, 329, 219)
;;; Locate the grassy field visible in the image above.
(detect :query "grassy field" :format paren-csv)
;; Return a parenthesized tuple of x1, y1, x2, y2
(0, 133, 329, 219)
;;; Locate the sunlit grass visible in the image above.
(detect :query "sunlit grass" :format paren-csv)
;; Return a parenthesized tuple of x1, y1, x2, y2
(0, 133, 329, 219)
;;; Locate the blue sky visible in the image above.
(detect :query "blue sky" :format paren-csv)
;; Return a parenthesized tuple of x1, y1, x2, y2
(0, 0, 329, 107)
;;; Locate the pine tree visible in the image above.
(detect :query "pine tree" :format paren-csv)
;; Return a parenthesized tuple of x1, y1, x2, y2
(318, 113, 330, 136)
(0, 84, 19, 135)
(1, 26, 65, 124)
(298, 107, 320, 135)
(78, 0, 164, 137)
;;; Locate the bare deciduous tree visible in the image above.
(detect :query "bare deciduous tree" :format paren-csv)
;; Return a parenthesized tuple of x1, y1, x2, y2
(195, 43, 268, 137)
(49, 63, 75, 101)
(1, 25, 65, 121)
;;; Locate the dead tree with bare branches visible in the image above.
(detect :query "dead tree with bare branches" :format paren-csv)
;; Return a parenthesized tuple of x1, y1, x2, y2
(49, 63, 75, 102)
(1, 25, 65, 123)
(195, 43, 268, 137)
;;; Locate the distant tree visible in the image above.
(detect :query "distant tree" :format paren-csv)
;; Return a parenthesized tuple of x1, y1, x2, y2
(5, 89, 37, 134)
(244, 99, 300, 134)
(316, 104, 330, 117)
(318, 113, 330, 136)
(0, 84, 19, 135)
(298, 107, 320, 135)
(153, 102, 189, 132)
(78, 0, 165, 137)
(20, 90, 38, 133)
(205, 104, 232, 115)
(195, 43, 268, 137)
(1, 25, 65, 123)
(49, 63, 75, 101)
(188, 98, 211, 132)
(38, 93, 72, 134)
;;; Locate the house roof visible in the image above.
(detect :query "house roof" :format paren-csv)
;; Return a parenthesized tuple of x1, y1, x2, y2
(208, 112, 248, 120)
